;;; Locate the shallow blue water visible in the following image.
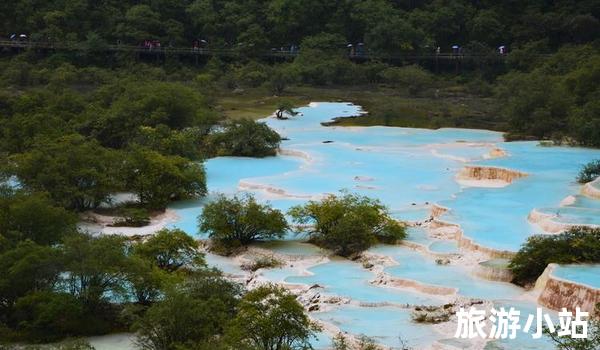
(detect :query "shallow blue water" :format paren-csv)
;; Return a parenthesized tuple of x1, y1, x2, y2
(286, 257, 443, 306)
(313, 305, 446, 349)
(161, 102, 600, 349)
(173, 102, 600, 251)
(538, 206, 600, 226)
(428, 240, 459, 254)
(371, 245, 524, 300)
(552, 264, 600, 288)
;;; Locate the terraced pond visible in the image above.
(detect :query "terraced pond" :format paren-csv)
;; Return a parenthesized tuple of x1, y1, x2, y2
(92, 102, 599, 349)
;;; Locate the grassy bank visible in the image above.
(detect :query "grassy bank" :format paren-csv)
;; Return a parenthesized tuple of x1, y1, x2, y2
(215, 85, 506, 132)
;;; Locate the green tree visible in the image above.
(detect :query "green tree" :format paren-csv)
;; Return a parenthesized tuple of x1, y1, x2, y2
(126, 255, 172, 306)
(7, 135, 117, 211)
(225, 284, 320, 350)
(60, 233, 130, 309)
(12, 291, 86, 342)
(133, 269, 242, 350)
(88, 82, 216, 149)
(268, 64, 298, 95)
(0, 241, 62, 317)
(207, 119, 282, 157)
(468, 10, 505, 46)
(133, 125, 206, 160)
(123, 147, 207, 209)
(133, 228, 204, 272)
(0, 191, 76, 245)
(378, 65, 435, 96)
(199, 194, 288, 250)
(366, 16, 425, 55)
(496, 71, 570, 141)
(116, 5, 163, 43)
(275, 100, 298, 119)
(577, 160, 600, 183)
(509, 227, 600, 287)
(288, 192, 406, 257)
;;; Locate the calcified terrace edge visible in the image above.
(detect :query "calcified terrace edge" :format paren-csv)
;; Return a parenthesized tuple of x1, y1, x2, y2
(81, 104, 597, 350)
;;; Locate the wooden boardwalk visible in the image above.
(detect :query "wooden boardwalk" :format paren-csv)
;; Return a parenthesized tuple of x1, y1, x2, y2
(0, 40, 513, 63)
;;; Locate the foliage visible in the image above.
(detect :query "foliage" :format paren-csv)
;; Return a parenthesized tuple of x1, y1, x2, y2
(509, 227, 600, 287)
(123, 147, 207, 209)
(133, 228, 204, 272)
(275, 100, 298, 119)
(241, 255, 283, 272)
(125, 255, 171, 306)
(225, 284, 321, 350)
(111, 208, 151, 227)
(497, 46, 600, 146)
(288, 192, 406, 257)
(544, 304, 600, 350)
(0, 190, 76, 245)
(0, 241, 62, 316)
(207, 119, 282, 157)
(60, 233, 130, 309)
(1, 0, 596, 53)
(332, 333, 351, 350)
(6, 135, 118, 211)
(86, 81, 216, 149)
(199, 194, 288, 252)
(133, 270, 243, 350)
(268, 64, 298, 95)
(357, 335, 382, 350)
(132, 125, 207, 160)
(379, 65, 435, 96)
(11, 292, 87, 342)
(577, 160, 600, 184)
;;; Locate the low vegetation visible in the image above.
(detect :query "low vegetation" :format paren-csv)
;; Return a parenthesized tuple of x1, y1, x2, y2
(110, 208, 151, 227)
(289, 192, 406, 258)
(509, 227, 600, 287)
(411, 305, 453, 324)
(577, 159, 600, 184)
(332, 333, 388, 350)
(241, 255, 283, 272)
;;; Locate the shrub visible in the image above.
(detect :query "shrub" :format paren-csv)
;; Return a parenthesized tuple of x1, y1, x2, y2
(241, 255, 283, 272)
(378, 65, 435, 96)
(225, 284, 320, 349)
(288, 192, 406, 258)
(577, 159, 600, 183)
(235, 62, 270, 88)
(133, 270, 243, 350)
(111, 208, 150, 227)
(123, 147, 207, 209)
(206, 119, 281, 157)
(509, 227, 600, 287)
(199, 194, 288, 254)
(133, 228, 204, 272)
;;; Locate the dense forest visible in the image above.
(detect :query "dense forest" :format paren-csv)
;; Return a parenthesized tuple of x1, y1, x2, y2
(1, 0, 598, 52)
(0, 0, 599, 349)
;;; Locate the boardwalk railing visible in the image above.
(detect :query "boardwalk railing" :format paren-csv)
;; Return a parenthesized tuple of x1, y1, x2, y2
(0, 40, 523, 62)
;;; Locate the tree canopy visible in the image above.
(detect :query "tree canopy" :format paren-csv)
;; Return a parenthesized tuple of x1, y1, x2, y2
(199, 193, 288, 253)
(509, 227, 600, 287)
(207, 119, 282, 157)
(288, 192, 406, 257)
